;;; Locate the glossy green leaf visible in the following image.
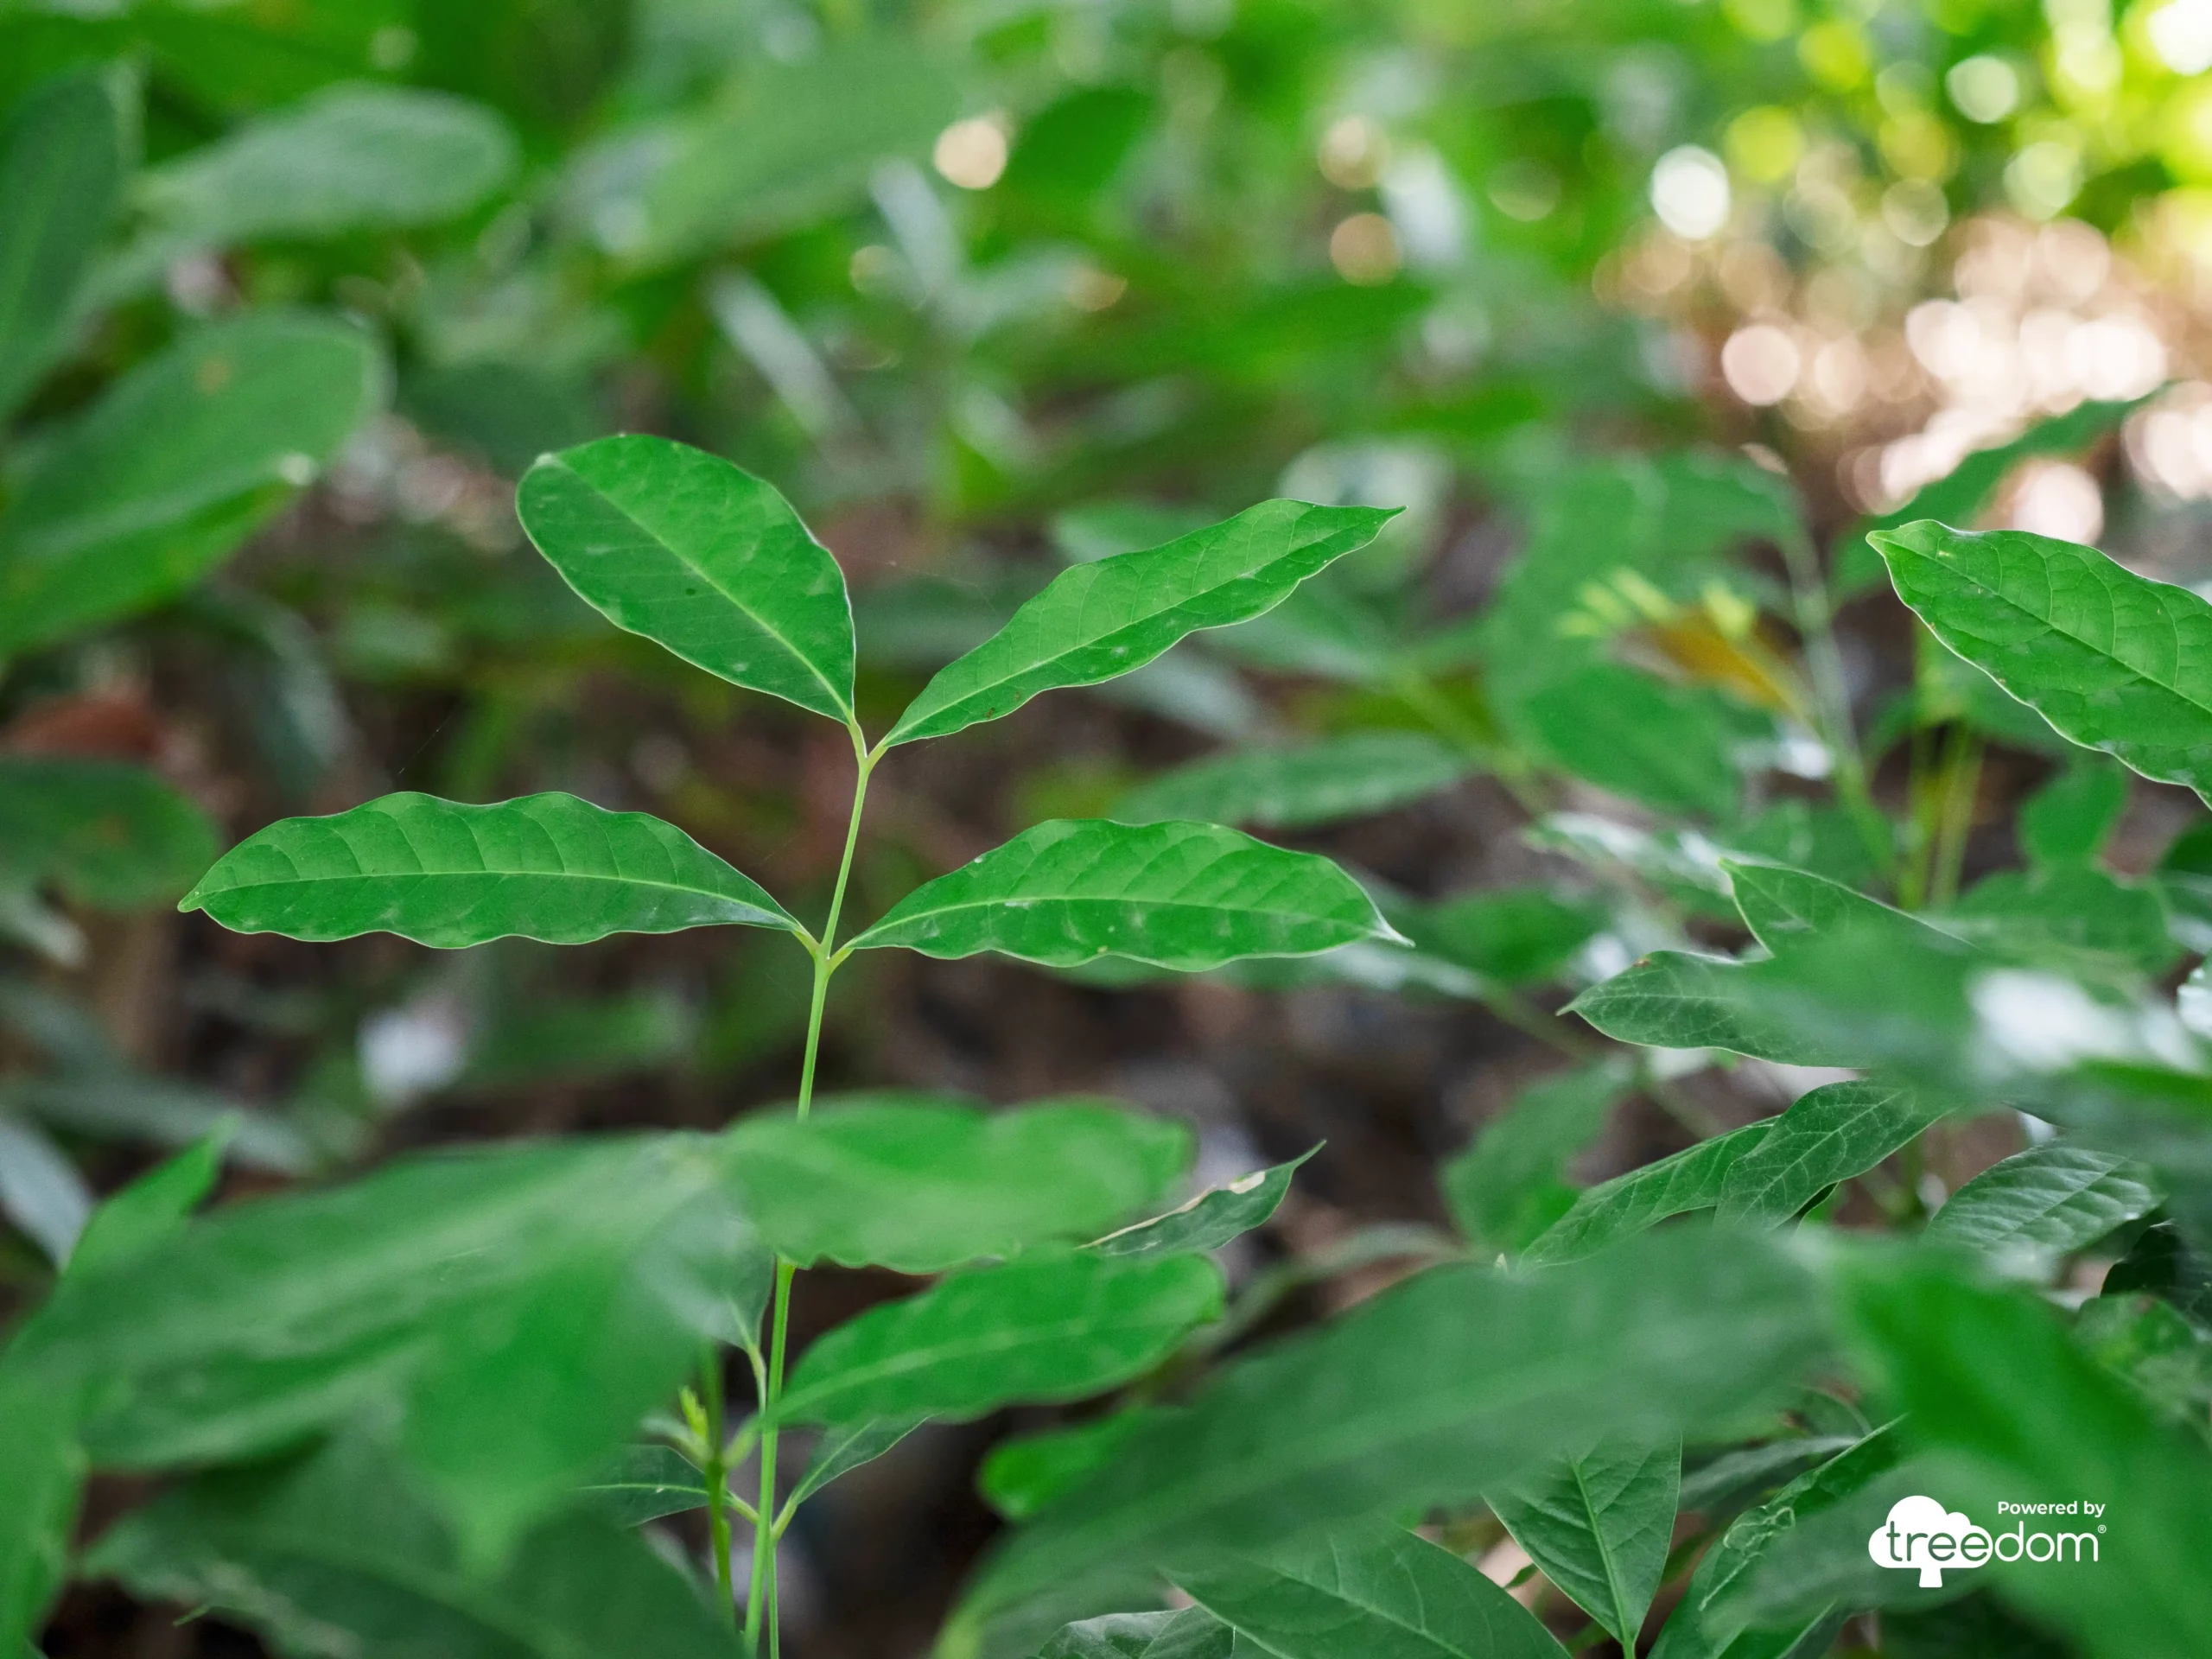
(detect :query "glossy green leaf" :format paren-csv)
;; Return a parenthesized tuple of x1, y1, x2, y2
(1872, 521, 2212, 796)
(1442, 1060, 1630, 1252)
(86, 1434, 741, 1659)
(137, 83, 518, 245)
(181, 791, 800, 948)
(0, 758, 217, 908)
(1838, 1252, 2212, 1659)
(1715, 1082, 1940, 1226)
(884, 502, 1395, 747)
(580, 1444, 712, 1527)
(953, 1228, 1827, 1637)
(785, 1418, 921, 1513)
(0, 68, 124, 419)
(1722, 860, 1931, 958)
(0, 1364, 83, 1659)
(11, 1134, 756, 1563)
(1522, 1125, 1771, 1266)
(1487, 1435, 1679, 1648)
(726, 1095, 1191, 1273)
(2019, 760, 2128, 868)
(564, 36, 960, 267)
(849, 819, 1395, 972)
(778, 1249, 1223, 1426)
(1039, 1608, 1247, 1659)
(1567, 951, 1847, 1066)
(1925, 1143, 2158, 1263)
(1116, 734, 1472, 831)
(1092, 1147, 1316, 1258)
(1174, 1519, 1569, 1659)
(518, 435, 855, 721)
(0, 312, 382, 658)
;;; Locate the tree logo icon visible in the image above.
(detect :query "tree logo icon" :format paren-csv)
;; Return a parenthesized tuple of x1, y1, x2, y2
(1866, 1495, 1993, 1587)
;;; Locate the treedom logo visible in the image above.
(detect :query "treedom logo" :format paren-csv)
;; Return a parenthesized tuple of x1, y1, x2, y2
(1868, 1495, 2105, 1586)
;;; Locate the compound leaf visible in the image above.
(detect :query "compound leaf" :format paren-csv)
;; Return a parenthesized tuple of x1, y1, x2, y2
(518, 435, 855, 721)
(848, 819, 1394, 972)
(181, 791, 799, 948)
(1488, 1438, 1680, 1649)
(1116, 734, 1472, 832)
(778, 1249, 1223, 1426)
(884, 502, 1395, 747)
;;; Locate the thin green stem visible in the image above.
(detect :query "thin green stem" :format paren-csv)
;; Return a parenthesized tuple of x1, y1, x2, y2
(701, 1348, 735, 1628)
(746, 723, 876, 1659)
(1929, 728, 1983, 910)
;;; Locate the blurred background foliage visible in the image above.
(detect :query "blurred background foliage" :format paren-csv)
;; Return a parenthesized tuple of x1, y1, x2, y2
(8, 0, 2212, 1651)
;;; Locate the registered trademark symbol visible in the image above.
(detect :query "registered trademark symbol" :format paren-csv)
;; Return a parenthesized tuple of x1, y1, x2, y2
(2099, 1524, 2107, 1533)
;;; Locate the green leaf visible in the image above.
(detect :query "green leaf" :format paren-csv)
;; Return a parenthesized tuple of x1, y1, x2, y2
(181, 791, 800, 948)
(849, 819, 1395, 972)
(1404, 887, 1609, 990)
(1039, 1608, 1247, 1658)
(982, 1414, 1149, 1522)
(1442, 1060, 1630, 1252)
(0, 1364, 84, 1659)
(563, 36, 960, 267)
(86, 1434, 741, 1659)
(1924, 1143, 2158, 1264)
(13, 1134, 756, 1564)
(65, 1122, 229, 1279)
(0, 312, 383, 658)
(136, 84, 517, 245)
(1522, 1125, 1771, 1266)
(579, 1444, 712, 1527)
(1838, 1251, 2212, 1659)
(1722, 860, 1929, 958)
(726, 1095, 1191, 1273)
(1116, 734, 1473, 831)
(1091, 1147, 1316, 1258)
(0, 758, 217, 908)
(517, 435, 856, 721)
(2019, 759, 2128, 868)
(1174, 1519, 1569, 1659)
(1715, 1082, 1942, 1227)
(777, 1249, 1223, 1426)
(1487, 1435, 1680, 1648)
(1567, 951, 1844, 1066)
(884, 502, 1395, 747)
(1881, 1595, 2073, 1659)
(952, 1228, 1827, 1637)
(1872, 521, 2212, 796)
(0, 68, 124, 420)
(785, 1418, 921, 1513)
(1515, 664, 1748, 822)
(1944, 866, 2179, 979)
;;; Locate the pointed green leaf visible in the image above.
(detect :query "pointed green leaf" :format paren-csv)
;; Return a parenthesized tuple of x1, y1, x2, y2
(580, 1444, 712, 1527)
(884, 502, 1395, 747)
(1567, 951, 1847, 1065)
(1489, 1436, 1679, 1647)
(953, 1229, 1827, 1636)
(1175, 1519, 1569, 1659)
(1722, 861, 1932, 958)
(1443, 1061, 1630, 1253)
(86, 1435, 741, 1659)
(65, 1122, 230, 1280)
(849, 819, 1395, 972)
(1522, 1125, 1771, 1266)
(785, 1418, 922, 1513)
(778, 1249, 1223, 1426)
(1039, 1608, 1247, 1658)
(1716, 1082, 1942, 1227)
(518, 435, 856, 721)
(0, 1364, 83, 1659)
(726, 1096, 1191, 1273)
(1925, 1143, 2158, 1262)
(1116, 734, 1473, 831)
(0, 758, 217, 908)
(1872, 521, 2212, 795)
(1092, 1147, 1317, 1258)
(180, 791, 799, 948)
(0, 68, 124, 419)
(1944, 866, 2179, 979)
(0, 312, 383, 658)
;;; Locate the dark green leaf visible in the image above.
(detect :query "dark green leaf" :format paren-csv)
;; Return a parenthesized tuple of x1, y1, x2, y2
(1092, 1147, 1316, 1258)
(580, 1444, 712, 1527)
(1722, 860, 1930, 958)
(884, 503, 1395, 747)
(181, 791, 800, 948)
(2019, 760, 2128, 868)
(1405, 887, 1610, 989)
(1872, 521, 2212, 796)
(1116, 734, 1472, 831)
(849, 819, 1395, 972)
(1174, 1518, 1569, 1659)
(0, 758, 217, 908)
(778, 1249, 1223, 1425)
(1442, 1060, 1630, 1252)
(1522, 1125, 1771, 1266)
(785, 1418, 921, 1513)
(982, 1414, 1149, 1522)
(1716, 1082, 1942, 1226)
(1880, 1594, 2072, 1659)
(0, 313, 382, 658)
(86, 1434, 741, 1659)
(952, 1229, 1827, 1637)
(1925, 1143, 2158, 1264)
(1489, 1435, 1678, 1647)
(0, 68, 124, 419)
(726, 1095, 1190, 1273)
(518, 435, 856, 721)
(0, 1364, 83, 1659)
(1516, 665, 1749, 821)
(1944, 866, 2178, 979)
(1567, 951, 1844, 1065)
(1039, 1608, 1246, 1659)
(66, 1122, 229, 1279)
